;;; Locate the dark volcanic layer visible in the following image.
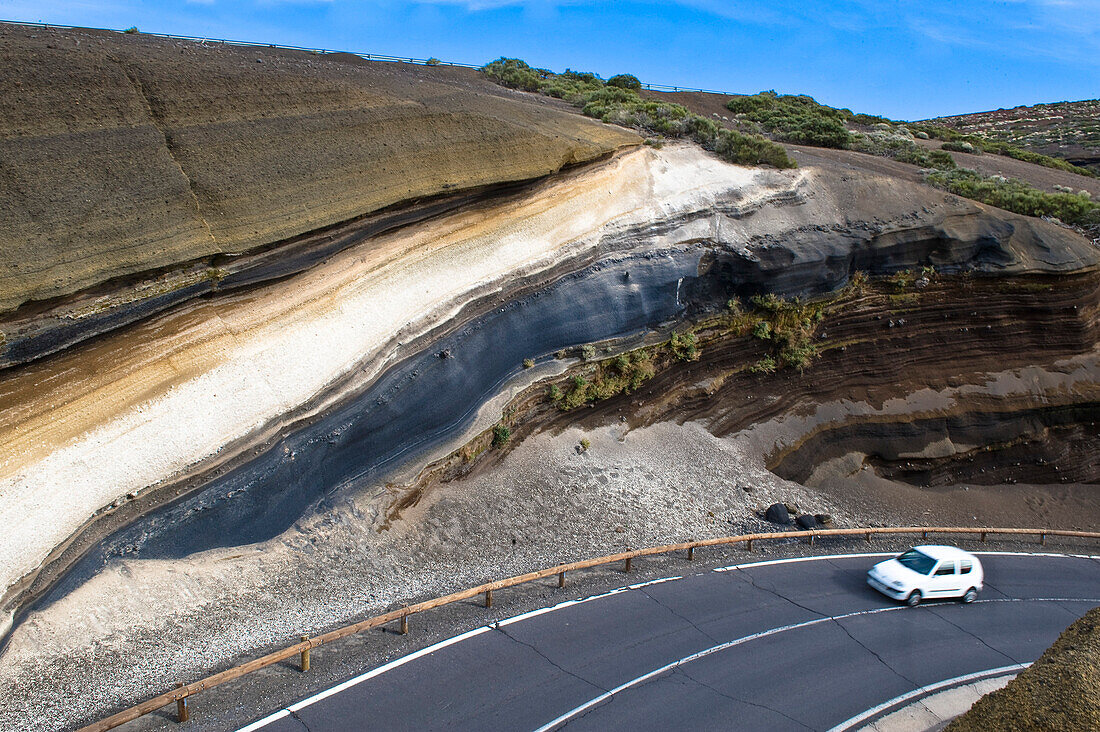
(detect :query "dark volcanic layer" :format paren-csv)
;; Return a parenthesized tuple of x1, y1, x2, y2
(18, 194, 1100, 628)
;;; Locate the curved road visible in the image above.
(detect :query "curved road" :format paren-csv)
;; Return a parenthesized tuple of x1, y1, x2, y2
(240, 552, 1100, 731)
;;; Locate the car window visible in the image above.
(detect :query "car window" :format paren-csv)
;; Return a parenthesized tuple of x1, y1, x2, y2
(960, 560, 972, 574)
(897, 549, 936, 575)
(935, 562, 956, 576)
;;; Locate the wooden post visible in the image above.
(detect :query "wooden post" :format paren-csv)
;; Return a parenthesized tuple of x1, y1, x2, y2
(746, 539, 753, 552)
(981, 531, 987, 542)
(484, 589, 493, 608)
(809, 533, 815, 546)
(624, 557, 632, 572)
(922, 531, 927, 540)
(300, 637, 310, 672)
(176, 683, 189, 723)
(687, 547, 695, 561)
(866, 532, 872, 544)
(400, 615, 409, 635)
(558, 571, 566, 588)
(1041, 533, 1047, 546)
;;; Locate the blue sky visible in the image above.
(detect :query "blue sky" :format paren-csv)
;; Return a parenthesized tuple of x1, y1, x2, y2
(1, 0, 1097, 119)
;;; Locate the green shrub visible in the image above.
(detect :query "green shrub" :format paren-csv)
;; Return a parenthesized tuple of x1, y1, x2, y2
(927, 168, 1100, 227)
(481, 59, 794, 169)
(492, 423, 511, 447)
(750, 293, 783, 312)
(726, 91, 850, 149)
(928, 150, 957, 169)
(749, 355, 777, 374)
(482, 57, 544, 92)
(123, 26, 139, 34)
(780, 342, 818, 372)
(752, 320, 772, 340)
(607, 74, 642, 90)
(669, 332, 698, 361)
(941, 140, 979, 154)
(425, 57, 442, 66)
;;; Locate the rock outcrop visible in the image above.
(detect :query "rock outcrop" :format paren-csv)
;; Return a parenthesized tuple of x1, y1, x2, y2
(0, 24, 636, 362)
(0, 26, 1098, 731)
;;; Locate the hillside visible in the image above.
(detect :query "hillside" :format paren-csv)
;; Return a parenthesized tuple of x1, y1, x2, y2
(0, 25, 635, 365)
(929, 99, 1100, 173)
(0, 27, 1097, 731)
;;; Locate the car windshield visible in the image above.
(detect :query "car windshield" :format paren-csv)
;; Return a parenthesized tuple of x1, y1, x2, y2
(896, 549, 936, 575)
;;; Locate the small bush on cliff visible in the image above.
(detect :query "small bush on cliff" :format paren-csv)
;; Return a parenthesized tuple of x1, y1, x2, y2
(749, 355, 777, 374)
(482, 57, 545, 92)
(607, 74, 642, 90)
(426, 57, 442, 66)
(123, 26, 139, 34)
(669, 332, 698, 361)
(492, 423, 511, 446)
(726, 91, 851, 149)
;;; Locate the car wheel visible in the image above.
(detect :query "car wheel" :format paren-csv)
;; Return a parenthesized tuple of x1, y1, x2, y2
(906, 590, 922, 607)
(962, 588, 978, 604)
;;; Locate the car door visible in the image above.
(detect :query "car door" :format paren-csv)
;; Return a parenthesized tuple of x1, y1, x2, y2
(928, 560, 961, 597)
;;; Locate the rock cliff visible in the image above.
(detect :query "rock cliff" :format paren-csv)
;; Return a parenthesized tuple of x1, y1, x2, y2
(0, 24, 1097, 731)
(0, 24, 636, 362)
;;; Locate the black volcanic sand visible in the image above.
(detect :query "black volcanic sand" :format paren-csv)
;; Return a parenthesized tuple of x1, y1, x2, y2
(29, 247, 705, 611)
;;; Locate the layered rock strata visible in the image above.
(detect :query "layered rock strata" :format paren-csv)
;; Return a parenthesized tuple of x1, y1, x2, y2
(0, 23, 636, 364)
(5, 138, 1098, 638)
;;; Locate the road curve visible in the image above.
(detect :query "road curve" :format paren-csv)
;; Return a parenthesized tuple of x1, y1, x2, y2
(239, 552, 1100, 731)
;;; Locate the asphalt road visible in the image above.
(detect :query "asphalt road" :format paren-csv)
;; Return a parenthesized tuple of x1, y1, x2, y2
(239, 552, 1100, 731)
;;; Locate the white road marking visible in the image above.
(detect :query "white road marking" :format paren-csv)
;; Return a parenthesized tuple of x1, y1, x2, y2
(823, 663, 1030, 732)
(713, 552, 894, 571)
(713, 551, 1099, 573)
(529, 597, 1100, 732)
(236, 626, 492, 731)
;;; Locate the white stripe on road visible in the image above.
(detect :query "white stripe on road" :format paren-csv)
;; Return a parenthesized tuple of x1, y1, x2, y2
(824, 663, 1030, 732)
(236, 575, 685, 730)
(713, 552, 895, 571)
(236, 625, 492, 731)
(530, 597, 1100, 732)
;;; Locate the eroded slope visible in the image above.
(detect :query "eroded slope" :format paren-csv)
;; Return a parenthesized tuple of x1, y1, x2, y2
(0, 24, 635, 354)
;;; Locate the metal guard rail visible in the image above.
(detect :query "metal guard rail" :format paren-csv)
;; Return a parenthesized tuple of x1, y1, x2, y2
(1, 19, 739, 95)
(77, 525, 1099, 730)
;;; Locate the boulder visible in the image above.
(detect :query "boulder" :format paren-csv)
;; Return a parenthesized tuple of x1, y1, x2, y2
(765, 503, 791, 525)
(796, 514, 821, 530)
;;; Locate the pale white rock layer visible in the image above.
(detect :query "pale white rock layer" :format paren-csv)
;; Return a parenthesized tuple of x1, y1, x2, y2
(0, 145, 805, 598)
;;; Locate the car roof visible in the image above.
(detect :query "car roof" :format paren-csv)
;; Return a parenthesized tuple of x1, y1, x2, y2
(911, 545, 977, 561)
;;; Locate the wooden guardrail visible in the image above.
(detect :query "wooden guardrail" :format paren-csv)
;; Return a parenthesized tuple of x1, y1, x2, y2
(77, 526, 1099, 731)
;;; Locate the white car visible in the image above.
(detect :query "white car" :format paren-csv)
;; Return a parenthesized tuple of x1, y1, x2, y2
(867, 545, 983, 606)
